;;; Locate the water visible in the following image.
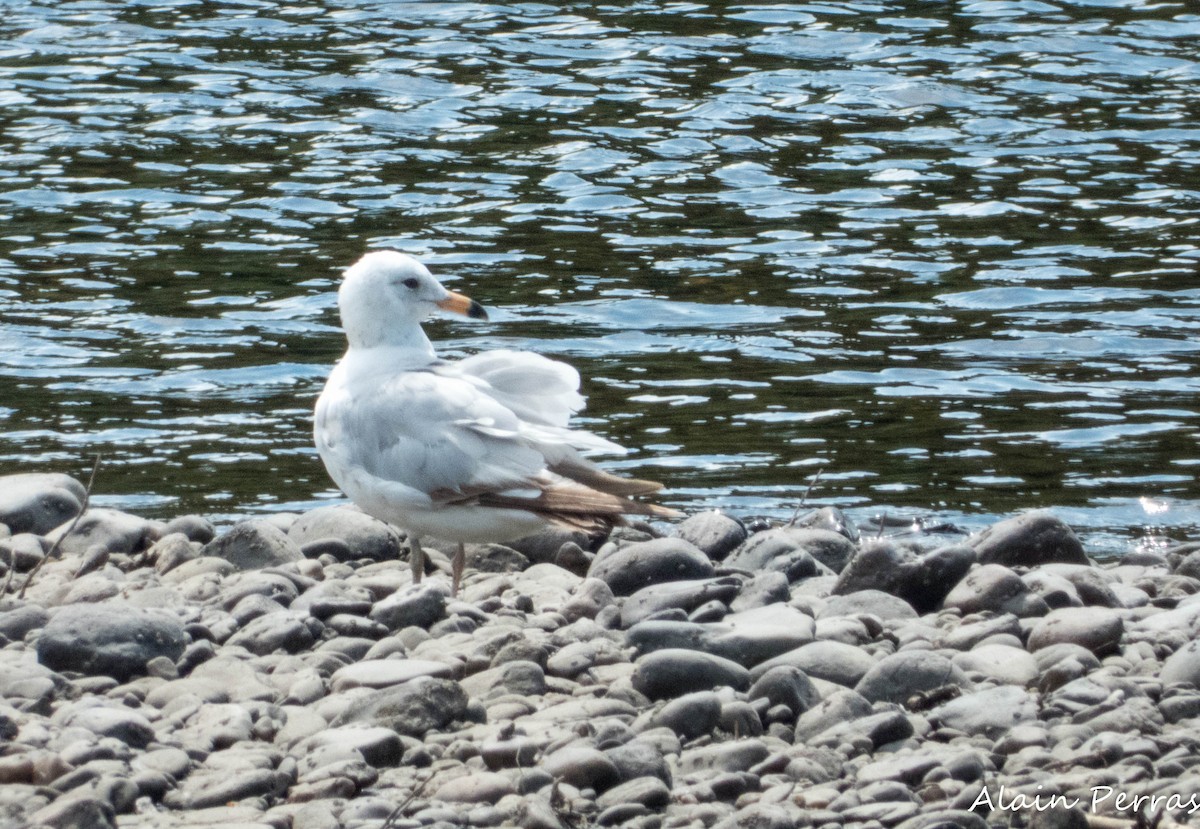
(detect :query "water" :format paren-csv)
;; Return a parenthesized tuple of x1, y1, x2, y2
(3, 0, 1200, 557)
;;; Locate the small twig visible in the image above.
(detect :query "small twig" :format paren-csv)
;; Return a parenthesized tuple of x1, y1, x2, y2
(380, 772, 433, 829)
(875, 511, 887, 540)
(18, 454, 101, 599)
(787, 467, 824, 527)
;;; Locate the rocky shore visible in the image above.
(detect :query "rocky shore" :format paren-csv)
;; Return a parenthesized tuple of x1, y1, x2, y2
(3, 471, 1200, 829)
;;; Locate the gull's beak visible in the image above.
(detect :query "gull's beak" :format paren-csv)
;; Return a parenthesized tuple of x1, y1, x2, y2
(437, 290, 489, 321)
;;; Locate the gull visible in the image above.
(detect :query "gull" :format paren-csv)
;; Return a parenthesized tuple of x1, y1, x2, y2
(314, 250, 678, 594)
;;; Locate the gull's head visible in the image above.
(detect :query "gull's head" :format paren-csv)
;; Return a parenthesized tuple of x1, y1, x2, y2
(338, 250, 487, 348)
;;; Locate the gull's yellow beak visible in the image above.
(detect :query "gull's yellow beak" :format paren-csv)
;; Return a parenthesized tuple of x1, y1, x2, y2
(437, 291, 489, 321)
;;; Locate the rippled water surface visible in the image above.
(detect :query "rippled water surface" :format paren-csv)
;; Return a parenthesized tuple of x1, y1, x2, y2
(3, 0, 1200, 555)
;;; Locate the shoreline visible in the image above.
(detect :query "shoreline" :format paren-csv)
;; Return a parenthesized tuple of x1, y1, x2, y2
(3, 470, 1200, 829)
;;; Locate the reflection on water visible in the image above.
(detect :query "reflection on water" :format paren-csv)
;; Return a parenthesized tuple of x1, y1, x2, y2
(2, 0, 1199, 555)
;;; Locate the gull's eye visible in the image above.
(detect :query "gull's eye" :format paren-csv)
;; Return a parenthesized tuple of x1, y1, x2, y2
(402, 278, 419, 289)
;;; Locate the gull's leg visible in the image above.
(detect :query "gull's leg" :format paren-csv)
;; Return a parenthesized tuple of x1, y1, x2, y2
(452, 543, 465, 596)
(409, 535, 424, 585)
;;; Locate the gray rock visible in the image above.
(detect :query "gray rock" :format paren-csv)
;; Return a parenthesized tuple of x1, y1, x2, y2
(747, 665, 820, 715)
(369, 582, 447, 630)
(929, 685, 1038, 738)
(288, 505, 403, 562)
(165, 768, 289, 810)
(791, 506, 860, 542)
(433, 771, 518, 803)
(1161, 639, 1200, 687)
(626, 609, 814, 669)
(1026, 607, 1123, 657)
(0, 472, 86, 535)
(620, 577, 742, 628)
(672, 511, 747, 560)
(751, 639, 876, 688)
(632, 648, 750, 699)
(895, 811, 989, 829)
(541, 745, 620, 792)
(1021, 570, 1082, 609)
(793, 689, 873, 742)
(293, 725, 404, 768)
(45, 507, 157, 556)
(0, 533, 46, 572)
(941, 614, 1021, 650)
(650, 691, 722, 740)
(37, 603, 187, 681)
(62, 704, 155, 748)
(820, 589, 918, 621)
(225, 610, 319, 655)
(588, 538, 714, 595)
(677, 739, 770, 775)
(203, 520, 304, 570)
(0, 603, 49, 641)
(149, 533, 200, 575)
(506, 526, 592, 566)
(595, 775, 671, 811)
(834, 541, 975, 613)
(728, 571, 789, 611)
(806, 708, 915, 750)
(941, 564, 1049, 617)
(951, 644, 1038, 686)
(725, 527, 848, 580)
(560, 578, 616, 622)
(855, 651, 973, 705)
(331, 676, 468, 736)
(29, 795, 116, 829)
(1038, 563, 1119, 608)
(161, 514, 215, 543)
(466, 542, 529, 573)
(969, 510, 1088, 567)
(604, 737, 674, 786)
(331, 659, 454, 692)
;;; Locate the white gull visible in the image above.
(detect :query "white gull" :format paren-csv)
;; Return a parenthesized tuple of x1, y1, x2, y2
(314, 250, 677, 594)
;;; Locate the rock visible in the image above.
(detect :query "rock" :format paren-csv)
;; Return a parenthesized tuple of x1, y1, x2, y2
(0, 604, 49, 641)
(791, 506, 860, 541)
(1161, 639, 1200, 687)
(672, 512, 747, 560)
(541, 745, 620, 792)
(968, 510, 1088, 567)
(649, 691, 722, 740)
(369, 582, 447, 630)
(466, 542, 529, 573)
(677, 739, 770, 775)
(620, 577, 742, 628)
(747, 665, 820, 715)
(0, 472, 86, 535)
(288, 505, 403, 562)
(951, 644, 1038, 686)
(941, 564, 1049, 617)
(805, 708, 914, 750)
(433, 771, 518, 803)
(36, 603, 187, 681)
(62, 703, 156, 747)
(149, 533, 199, 575)
(1026, 607, 1123, 657)
(751, 640, 876, 688)
(928, 685, 1038, 738)
(595, 776, 671, 811)
(728, 571, 789, 611)
(225, 610, 318, 655)
(161, 514, 215, 543)
(833, 541, 974, 613)
(855, 651, 973, 705)
(1038, 563, 1119, 608)
(604, 736, 673, 786)
(626, 606, 814, 668)
(45, 508, 156, 556)
(820, 589, 917, 621)
(29, 795, 116, 829)
(330, 659, 454, 692)
(506, 527, 592, 566)
(331, 677, 469, 736)
(203, 520, 304, 570)
(560, 578, 616, 622)
(588, 538, 714, 595)
(631, 648, 750, 699)
(724, 527, 840, 580)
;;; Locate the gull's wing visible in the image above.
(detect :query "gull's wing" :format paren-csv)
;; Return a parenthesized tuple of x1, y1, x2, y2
(317, 367, 548, 504)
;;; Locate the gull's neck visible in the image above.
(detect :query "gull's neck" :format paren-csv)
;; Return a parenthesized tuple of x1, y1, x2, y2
(345, 321, 438, 369)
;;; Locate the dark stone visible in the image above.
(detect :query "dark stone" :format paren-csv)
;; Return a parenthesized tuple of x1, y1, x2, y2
(969, 510, 1088, 568)
(672, 512, 747, 560)
(650, 691, 722, 740)
(790, 506, 860, 543)
(0, 473, 86, 536)
(288, 505, 402, 562)
(588, 538, 714, 596)
(820, 589, 918, 620)
(466, 543, 529, 573)
(723, 528, 833, 581)
(747, 665, 820, 716)
(855, 651, 973, 705)
(369, 582, 447, 630)
(37, 603, 187, 682)
(45, 508, 157, 556)
(620, 577, 742, 628)
(331, 677, 469, 736)
(834, 541, 975, 613)
(203, 520, 304, 570)
(632, 648, 750, 699)
(941, 564, 1049, 618)
(0, 604, 49, 641)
